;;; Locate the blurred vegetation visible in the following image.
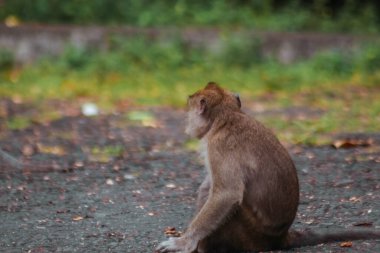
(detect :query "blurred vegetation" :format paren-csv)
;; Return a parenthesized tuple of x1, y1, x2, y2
(1, 0, 380, 33)
(0, 36, 380, 144)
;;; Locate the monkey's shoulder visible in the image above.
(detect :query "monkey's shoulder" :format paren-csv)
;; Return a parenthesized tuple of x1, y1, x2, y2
(225, 113, 272, 138)
(209, 113, 254, 148)
(210, 112, 282, 153)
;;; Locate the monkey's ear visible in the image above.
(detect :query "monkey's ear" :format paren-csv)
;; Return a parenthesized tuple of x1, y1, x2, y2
(235, 93, 241, 108)
(197, 98, 207, 115)
(205, 82, 219, 90)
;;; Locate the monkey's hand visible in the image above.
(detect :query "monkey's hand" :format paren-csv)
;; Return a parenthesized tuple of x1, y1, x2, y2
(155, 236, 198, 253)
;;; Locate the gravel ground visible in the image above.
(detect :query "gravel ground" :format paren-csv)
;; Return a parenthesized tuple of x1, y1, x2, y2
(0, 104, 379, 253)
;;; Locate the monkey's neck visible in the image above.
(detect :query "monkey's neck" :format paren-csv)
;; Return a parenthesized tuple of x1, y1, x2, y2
(197, 119, 213, 139)
(199, 107, 239, 139)
(203, 112, 235, 139)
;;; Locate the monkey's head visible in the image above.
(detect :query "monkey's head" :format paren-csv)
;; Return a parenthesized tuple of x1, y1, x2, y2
(185, 82, 241, 138)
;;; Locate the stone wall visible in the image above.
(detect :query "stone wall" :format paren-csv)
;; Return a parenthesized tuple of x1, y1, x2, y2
(0, 24, 376, 64)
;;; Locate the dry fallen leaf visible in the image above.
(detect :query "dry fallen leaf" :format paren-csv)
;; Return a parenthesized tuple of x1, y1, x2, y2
(332, 138, 373, 149)
(73, 161, 84, 168)
(353, 221, 373, 227)
(304, 219, 314, 225)
(37, 143, 66, 155)
(165, 183, 176, 189)
(164, 227, 182, 237)
(72, 215, 84, 221)
(105, 231, 125, 241)
(340, 241, 353, 247)
(22, 145, 34, 156)
(349, 196, 361, 203)
(106, 179, 114, 185)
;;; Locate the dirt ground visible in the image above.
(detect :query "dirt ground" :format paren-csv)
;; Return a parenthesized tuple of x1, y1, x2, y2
(0, 101, 379, 253)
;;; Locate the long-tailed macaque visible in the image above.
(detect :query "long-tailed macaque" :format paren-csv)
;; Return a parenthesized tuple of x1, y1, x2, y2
(156, 82, 380, 253)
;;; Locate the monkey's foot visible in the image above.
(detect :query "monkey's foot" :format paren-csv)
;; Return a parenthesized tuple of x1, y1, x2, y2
(155, 237, 197, 253)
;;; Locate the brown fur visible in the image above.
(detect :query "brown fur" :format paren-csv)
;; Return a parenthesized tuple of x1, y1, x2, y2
(156, 82, 380, 253)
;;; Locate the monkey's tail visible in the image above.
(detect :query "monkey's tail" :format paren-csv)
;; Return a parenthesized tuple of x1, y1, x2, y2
(286, 228, 380, 249)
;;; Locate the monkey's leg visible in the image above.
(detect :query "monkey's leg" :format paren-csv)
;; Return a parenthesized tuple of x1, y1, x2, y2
(195, 176, 210, 213)
(197, 208, 285, 253)
(197, 212, 253, 253)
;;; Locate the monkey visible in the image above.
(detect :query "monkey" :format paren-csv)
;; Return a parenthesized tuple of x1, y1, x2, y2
(156, 82, 380, 253)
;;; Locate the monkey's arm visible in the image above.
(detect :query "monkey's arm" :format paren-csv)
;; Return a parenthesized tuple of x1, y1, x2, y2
(187, 185, 243, 241)
(156, 156, 244, 253)
(186, 156, 245, 243)
(195, 175, 211, 213)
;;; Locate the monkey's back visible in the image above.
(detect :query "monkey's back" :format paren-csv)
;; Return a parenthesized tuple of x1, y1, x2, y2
(211, 111, 300, 237)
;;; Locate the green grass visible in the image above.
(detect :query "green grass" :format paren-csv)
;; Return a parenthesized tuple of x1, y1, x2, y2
(2, 0, 380, 34)
(6, 116, 31, 130)
(1, 37, 380, 145)
(84, 145, 124, 163)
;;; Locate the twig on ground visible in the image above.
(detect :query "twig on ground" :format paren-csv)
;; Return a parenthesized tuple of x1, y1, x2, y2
(0, 148, 23, 170)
